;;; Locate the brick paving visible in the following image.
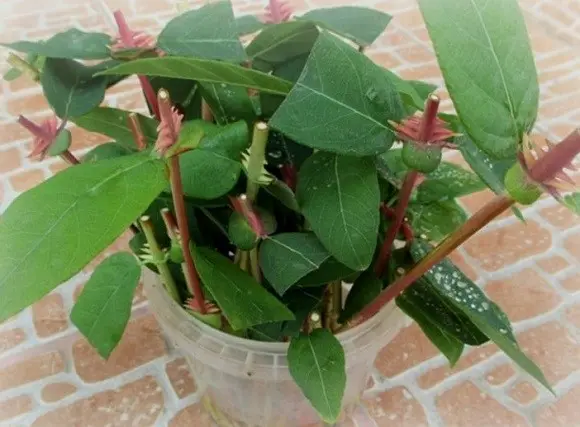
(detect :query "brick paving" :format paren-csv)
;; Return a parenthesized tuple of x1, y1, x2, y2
(0, 0, 579, 425)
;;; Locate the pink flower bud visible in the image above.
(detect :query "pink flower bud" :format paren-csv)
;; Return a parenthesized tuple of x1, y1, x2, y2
(111, 10, 156, 51)
(262, 0, 293, 24)
(155, 89, 183, 155)
(18, 115, 61, 161)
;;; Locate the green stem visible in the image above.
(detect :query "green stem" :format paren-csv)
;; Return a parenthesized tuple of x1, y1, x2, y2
(239, 250, 249, 272)
(249, 247, 261, 283)
(375, 170, 419, 277)
(246, 122, 269, 202)
(169, 156, 207, 314)
(7, 53, 39, 81)
(140, 215, 180, 302)
(323, 281, 342, 331)
(357, 194, 515, 324)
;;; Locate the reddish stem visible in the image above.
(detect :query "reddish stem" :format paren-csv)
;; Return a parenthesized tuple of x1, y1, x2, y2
(60, 150, 80, 165)
(281, 164, 297, 191)
(418, 94, 441, 142)
(359, 194, 514, 324)
(375, 170, 419, 277)
(161, 208, 179, 241)
(170, 156, 206, 314)
(381, 205, 413, 243)
(230, 195, 265, 237)
(139, 75, 160, 119)
(128, 113, 146, 151)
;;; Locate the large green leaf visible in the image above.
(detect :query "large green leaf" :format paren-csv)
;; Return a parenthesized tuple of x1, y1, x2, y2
(73, 107, 159, 150)
(418, 0, 538, 158)
(199, 83, 256, 124)
(82, 142, 132, 163)
(299, 7, 392, 47)
(236, 15, 266, 36)
(384, 69, 437, 114)
(296, 257, 356, 287)
(41, 58, 108, 118)
(98, 57, 293, 96)
(148, 77, 201, 120)
(297, 152, 380, 271)
(408, 200, 467, 241)
(179, 120, 249, 199)
(396, 285, 465, 366)
(410, 240, 552, 391)
(260, 233, 331, 295)
(340, 271, 382, 323)
(270, 32, 404, 156)
(246, 21, 319, 65)
(288, 329, 346, 423)
(2, 29, 112, 60)
(194, 247, 294, 330)
(0, 153, 167, 323)
(157, 1, 246, 61)
(71, 253, 141, 358)
(562, 193, 580, 216)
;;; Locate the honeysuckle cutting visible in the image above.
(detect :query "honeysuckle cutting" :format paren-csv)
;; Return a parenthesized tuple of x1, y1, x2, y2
(155, 89, 184, 156)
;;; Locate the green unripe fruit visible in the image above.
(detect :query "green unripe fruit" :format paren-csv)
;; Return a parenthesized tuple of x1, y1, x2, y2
(169, 241, 184, 263)
(402, 141, 442, 174)
(229, 211, 259, 250)
(504, 162, 542, 205)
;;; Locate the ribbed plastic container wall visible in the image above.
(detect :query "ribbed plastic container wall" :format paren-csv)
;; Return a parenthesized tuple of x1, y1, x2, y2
(144, 271, 409, 427)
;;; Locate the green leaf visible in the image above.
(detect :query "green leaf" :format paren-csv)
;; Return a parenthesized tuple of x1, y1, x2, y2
(98, 57, 293, 96)
(194, 247, 294, 330)
(297, 257, 356, 287)
(0, 153, 167, 323)
(47, 129, 72, 157)
(396, 285, 465, 366)
(148, 77, 201, 120)
(288, 329, 346, 423)
(384, 70, 437, 114)
(73, 107, 159, 150)
(340, 271, 383, 323)
(41, 58, 107, 118)
(410, 240, 552, 392)
(270, 32, 404, 156)
(228, 211, 259, 250)
(3, 67, 22, 81)
(179, 120, 249, 199)
(199, 82, 256, 124)
(236, 15, 266, 36)
(82, 142, 132, 163)
(408, 200, 467, 241)
(70, 252, 141, 359)
(246, 21, 319, 65)
(299, 7, 392, 47)
(297, 152, 380, 270)
(2, 29, 112, 60)
(562, 193, 580, 215)
(267, 131, 313, 169)
(418, 0, 538, 158)
(157, 1, 246, 61)
(260, 233, 331, 295)
(264, 178, 300, 212)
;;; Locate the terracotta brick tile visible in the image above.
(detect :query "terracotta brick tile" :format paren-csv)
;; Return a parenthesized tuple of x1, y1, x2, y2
(460, 190, 513, 219)
(565, 303, 580, 329)
(0, 122, 31, 145)
(166, 357, 196, 399)
(72, 314, 166, 383)
(377, 29, 414, 47)
(6, 73, 38, 92)
(169, 402, 214, 427)
(397, 45, 434, 64)
(463, 220, 552, 271)
(417, 344, 498, 389)
(48, 157, 68, 175)
(0, 148, 22, 174)
(536, 255, 570, 274)
(539, 95, 580, 119)
(540, 203, 580, 228)
(32, 293, 68, 337)
(393, 9, 425, 29)
(0, 328, 26, 355)
(413, 27, 431, 43)
(485, 269, 561, 322)
(115, 90, 147, 111)
(68, 126, 111, 150)
(41, 382, 77, 403)
(9, 168, 46, 193)
(32, 376, 163, 427)
(535, 384, 580, 427)
(398, 63, 441, 81)
(484, 363, 516, 386)
(564, 232, 580, 261)
(561, 273, 580, 292)
(437, 381, 528, 427)
(106, 78, 140, 95)
(518, 321, 580, 384)
(0, 181, 4, 205)
(367, 51, 402, 69)
(539, 3, 576, 26)
(7, 92, 50, 115)
(536, 51, 576, 70)
(0, 351, 64, 391)
(447, 250, 478, 281)
(0, 395, 33, 422)
(364, 386, 428, 426)
(509, 381, 538, 405)
(547, 76, 580, 95)
(529, 31, 562, 54)
(133, 0, 171, 15)
(538, 67, 574, 85)
(375, 323, 439, 378)
(549, 122, 578, 140)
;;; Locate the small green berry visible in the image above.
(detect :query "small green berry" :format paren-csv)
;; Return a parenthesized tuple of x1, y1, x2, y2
(402, 141, 442, 174)
(504, 162, 542, 205)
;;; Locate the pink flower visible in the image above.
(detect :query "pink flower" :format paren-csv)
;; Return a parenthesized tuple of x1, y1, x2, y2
(389, 95, 457, 148)
(155, 89, 183, 155)
(261, 0, 293, 24)
(18, 115, 60, 161)
(111, 10, 156, 51)
(520, 132, 579, 200)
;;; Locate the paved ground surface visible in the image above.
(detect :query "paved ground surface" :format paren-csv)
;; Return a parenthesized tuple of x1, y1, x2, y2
(0, 0, 579, 425)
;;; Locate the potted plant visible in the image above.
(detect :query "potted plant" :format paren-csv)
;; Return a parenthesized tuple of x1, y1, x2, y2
(1, 0, 578, 425)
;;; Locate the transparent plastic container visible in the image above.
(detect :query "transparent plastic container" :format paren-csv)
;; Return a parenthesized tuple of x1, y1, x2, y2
(144, 271, 408, 427)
